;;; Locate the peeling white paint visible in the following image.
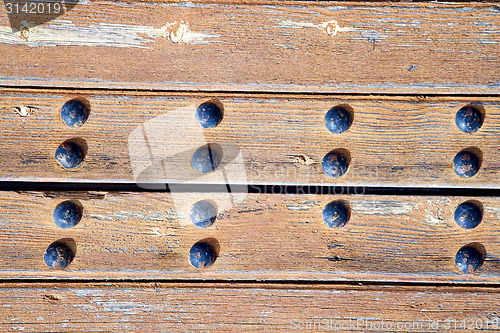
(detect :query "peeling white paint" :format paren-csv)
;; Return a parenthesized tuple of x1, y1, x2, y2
(274, 43, 298, 50)
(422, 198, 452, 227)
(351, 200, 418, 215)
(113, 210, 178, 221)
(90, 210, 179, 221)
(88, 214, 113, 221)
(72, 289, 107, 297)
(428, 198, 451, 206)
(92, 299, 154, 314)
(14, 105, 38, 117)
(485, 206, 500, 218)
(423, 210, 449, 227)
(279, 20, 317, 29)
(152, 226, 176, 237)
(319, 20, 358, 36)
(0, 20, 220, 47)
(286, 200, 320, 211)
(279, 19, 358, 37)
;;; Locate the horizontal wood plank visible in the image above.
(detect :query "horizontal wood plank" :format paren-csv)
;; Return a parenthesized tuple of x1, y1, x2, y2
(0, 1, 498, 94)
(0, 89, 499, 187)
(0, 191, 498, 283)
(0, 283, 499, 332)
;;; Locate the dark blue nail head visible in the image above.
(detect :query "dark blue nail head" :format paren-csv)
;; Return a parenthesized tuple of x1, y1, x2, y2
(195, 102, 222, 129)
(55, 141, 84, 170)
(44, 241, 75, 270)
(189, 242, 216, 268)
(455, 245, 484, 274)
(325, 106, 351, 134)
(453, 151, 480, 178)
(322, 150, 349, 178)
(53, 200, 82, 229)
(455, 106, 483, 133)
(60, 99, 89, 127)
(190, 200, 217, 228)
(323, 201, 349, 228)
(454, 201, 482, 229)
(191, 144, 221, 174)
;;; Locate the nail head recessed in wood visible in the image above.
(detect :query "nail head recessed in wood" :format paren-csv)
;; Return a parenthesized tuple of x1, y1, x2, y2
(55, 140, 85, 170)
(322, 150, 349, 178)
(454, 201, 482, 229)
(189, 242, 216, 268)
(453, 151, 480, 178)
(195, 102, 222, 129)
(60, 99, 89, 127)
(324, 105, 351, 134)
(322, 201, 349, 228)
(53, 200, 83, 229)
(455, 244, 485, 274)
(191, 144, 221, 174)
(455, 106, 483, 133)
(190, 200, 217, 228)
(43, 241, 75, 270)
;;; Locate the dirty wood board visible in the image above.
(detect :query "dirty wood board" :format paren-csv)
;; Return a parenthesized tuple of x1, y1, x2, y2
(1, 89, 499, 187)
(0, 283, 499, 332)
(0, 2, 498, 94)
(0, 191, 498, 283)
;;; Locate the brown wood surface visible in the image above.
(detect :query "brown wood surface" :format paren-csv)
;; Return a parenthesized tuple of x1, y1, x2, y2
(0, 2, 498, 94)
(1, 89, 499, 187)
(0, 282, 499, 332)
(0, 191, 498, 283)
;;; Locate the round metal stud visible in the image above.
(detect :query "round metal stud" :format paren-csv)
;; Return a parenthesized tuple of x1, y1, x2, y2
(55, 140, 85, 170)
(324, 106, 351, 134)
(191, 144, 221, 174)
(455, 244, 485, 274)
(53, 200, 82, 229)
(190, 200, 217, 228)
(455, 106, 483, 133)
(322, 150, 349, 178)
(195, 102, 222, 129)
(322, 201, 349, 228)
(189, 242, 216, 268)
(454, 201, 482, 229)
(453, 151, 480, 178)
(60, 99, 89, 127)
(43, 241, 75, 270)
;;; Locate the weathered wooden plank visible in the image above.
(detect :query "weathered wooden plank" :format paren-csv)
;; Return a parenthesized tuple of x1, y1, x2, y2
(0, 1, 498, 94)
(0, 191, 498, 283)
(0, 282, 499, 332)
(0, 89, 499, 187)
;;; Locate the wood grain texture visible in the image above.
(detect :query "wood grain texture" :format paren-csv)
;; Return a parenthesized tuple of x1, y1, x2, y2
(0, 282, 499, 332)
(0, 1, 498, 94)
(0, 89, 499, 187)
(0, 191, 498, 283)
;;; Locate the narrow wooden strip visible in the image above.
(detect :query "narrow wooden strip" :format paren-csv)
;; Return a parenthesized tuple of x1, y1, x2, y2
(0, 283, 499, 332)
(0, 89, 499, 187)
(0, 191, 498, 283)
(0, 1, 498, 94)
